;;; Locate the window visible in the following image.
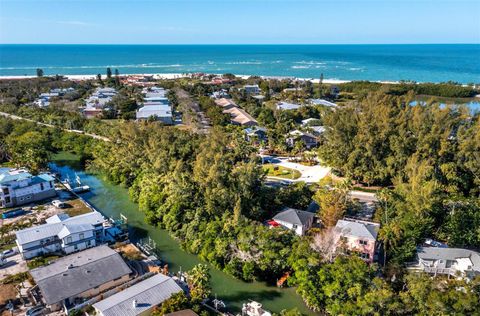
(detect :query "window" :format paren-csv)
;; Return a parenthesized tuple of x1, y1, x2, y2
(86, 240, 91, 246)
(2, 188, 8, 195)
(5, 197, 11, 204)
(359, 240, 368, 245)
(40, 183, 44, 190)
(49, 182, 53, 188)
(79, 233, 84, 240)
(74, 245, 78, 251)
(360, 253, 370, 260)
(66, 237, 72, 244)
(19, 197, 24, 201)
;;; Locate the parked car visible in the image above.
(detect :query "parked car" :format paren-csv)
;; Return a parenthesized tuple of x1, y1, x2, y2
(26, 305, 45, 316)
(52, 200, 66, 208)
(1, 247, 18, 258)
(0, 256, 7, 266)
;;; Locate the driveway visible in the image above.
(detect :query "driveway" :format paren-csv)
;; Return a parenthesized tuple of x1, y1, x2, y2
(264, 156, 331, 183)
(0, 254, 28, 281)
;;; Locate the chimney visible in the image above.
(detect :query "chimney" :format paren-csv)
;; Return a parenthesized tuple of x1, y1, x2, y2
(132, 299, 138, 308)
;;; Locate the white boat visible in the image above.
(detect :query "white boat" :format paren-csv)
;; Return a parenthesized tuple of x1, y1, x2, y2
(242, 301, 272, 316)
(63, 173, 90, 193)
(72, 185, 90, 193)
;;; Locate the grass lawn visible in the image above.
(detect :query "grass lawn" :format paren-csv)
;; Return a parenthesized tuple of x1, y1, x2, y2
(263, 164, 301, 180)
(64, 199, 93, 217)
(0, 241, 16, 252)
(27, 255, 61, 269)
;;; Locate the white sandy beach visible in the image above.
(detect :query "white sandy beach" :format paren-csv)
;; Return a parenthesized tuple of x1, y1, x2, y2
(0, 73, 385, 84)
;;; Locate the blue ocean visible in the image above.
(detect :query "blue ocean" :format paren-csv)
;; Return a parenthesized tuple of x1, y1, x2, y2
(0, 44, 479, 83)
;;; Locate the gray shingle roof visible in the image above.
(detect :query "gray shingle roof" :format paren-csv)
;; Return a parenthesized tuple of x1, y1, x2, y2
(273, 207, 315, 226)
(417, 247, 480, 271)
(93, 274, 183, 316)
(30, 245, 132, 305)
(16, 212, 104, 245)
(335, 219, 380, 240)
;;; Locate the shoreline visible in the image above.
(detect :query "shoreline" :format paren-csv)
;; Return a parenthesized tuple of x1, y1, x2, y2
(0, 73, 397, 85)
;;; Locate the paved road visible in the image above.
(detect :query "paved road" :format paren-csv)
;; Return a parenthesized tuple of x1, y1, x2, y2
(174, 88, 210, 133)
(0, 111, 111, 142)
(0, 253, 28, 281)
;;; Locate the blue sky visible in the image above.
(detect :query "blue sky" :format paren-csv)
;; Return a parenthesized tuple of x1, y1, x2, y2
(0, 0, 479, 44)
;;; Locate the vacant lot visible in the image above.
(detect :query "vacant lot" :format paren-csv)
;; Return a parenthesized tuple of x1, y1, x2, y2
(263, 164, 301, 180)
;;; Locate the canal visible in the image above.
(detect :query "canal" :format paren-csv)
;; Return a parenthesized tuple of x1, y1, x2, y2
(50, 152, 314, 315)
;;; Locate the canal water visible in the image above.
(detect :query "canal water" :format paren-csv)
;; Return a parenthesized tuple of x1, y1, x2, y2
(50, 152, 314, 315)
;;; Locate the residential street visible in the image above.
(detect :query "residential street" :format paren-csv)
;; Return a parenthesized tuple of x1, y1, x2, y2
(0, 111, 110, 142)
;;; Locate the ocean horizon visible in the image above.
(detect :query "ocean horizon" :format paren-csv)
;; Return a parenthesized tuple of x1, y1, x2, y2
(0, 44, 479, 83)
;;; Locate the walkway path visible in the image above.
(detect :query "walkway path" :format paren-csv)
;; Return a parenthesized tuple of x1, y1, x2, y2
(0, 111, 111, 142)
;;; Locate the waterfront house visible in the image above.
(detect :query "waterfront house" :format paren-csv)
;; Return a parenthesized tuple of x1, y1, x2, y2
(334, 218, 380, 263)
(271, 207, 315, 236)
(409, 247, 480, 280)
(31, 245, 132, 311)
(93, 273, 183, 316)
(15, 211, 106, 259)
(0, 168, 56, 208)
(286, 130, 318, 149)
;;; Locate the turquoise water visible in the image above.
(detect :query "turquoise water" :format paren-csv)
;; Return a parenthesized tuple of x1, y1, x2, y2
(1, 44, 479, 83)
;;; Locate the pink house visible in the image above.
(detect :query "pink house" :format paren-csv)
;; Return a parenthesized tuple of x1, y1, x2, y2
(334, 218, 380, 263)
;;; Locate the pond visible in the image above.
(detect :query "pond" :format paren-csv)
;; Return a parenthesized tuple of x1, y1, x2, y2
(50, 152, 315, 315)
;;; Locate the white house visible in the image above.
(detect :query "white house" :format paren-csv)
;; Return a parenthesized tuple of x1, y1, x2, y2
(0, 168, 56, 208)
(410, 247, 480, 280)
(272, 207, 315, 236)
(136, 104, 173, 124)
(15, 211, 106, 259)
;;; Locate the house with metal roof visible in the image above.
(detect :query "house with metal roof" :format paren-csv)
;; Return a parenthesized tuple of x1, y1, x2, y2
(271, 207, 315, 236)
(15, 211, 106, 259)
(136, 104, 173, 124)
(276, 102, 302, 111)
(31, 245, 132, 311)
(310, 99, 337, 107)
(93, 273, 183, 316)
(334, 218, 380, 263)
(410, 247, 480, 280)
(0, 168, 56, 208)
